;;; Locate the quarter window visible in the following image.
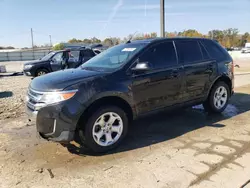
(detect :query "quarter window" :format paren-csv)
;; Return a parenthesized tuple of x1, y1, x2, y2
(202, 40, 228, 61)
(199, 42, 210, 60)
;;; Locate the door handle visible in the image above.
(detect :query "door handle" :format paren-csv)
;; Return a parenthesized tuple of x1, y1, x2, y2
(170, 70, 179, 78)
(207, 64, 213, 68)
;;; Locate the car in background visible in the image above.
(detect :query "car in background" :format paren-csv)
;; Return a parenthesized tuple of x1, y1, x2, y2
(226, 47, 234, 51)
(89, 43, 109, 53)
(242, 43, 250, 53)
(242, 47, 250, 53)
(23, 48, 96, 77)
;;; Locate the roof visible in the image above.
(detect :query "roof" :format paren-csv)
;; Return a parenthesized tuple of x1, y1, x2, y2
(131, 37, 212, 44)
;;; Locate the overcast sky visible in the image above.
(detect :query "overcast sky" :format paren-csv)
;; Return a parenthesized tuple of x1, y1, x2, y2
(0, 0, 250, 47)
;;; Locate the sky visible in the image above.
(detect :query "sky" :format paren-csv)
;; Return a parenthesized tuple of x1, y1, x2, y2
(0, 0, 250, 48)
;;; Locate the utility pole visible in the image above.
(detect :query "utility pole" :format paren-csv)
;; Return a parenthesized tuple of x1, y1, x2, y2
(160, 0, 165, 37)
(31, 28, 34, 50)
(49, 35, 52, 47)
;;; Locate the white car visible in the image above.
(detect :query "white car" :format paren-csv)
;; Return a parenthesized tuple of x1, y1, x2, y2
(242, 48, 250, 53)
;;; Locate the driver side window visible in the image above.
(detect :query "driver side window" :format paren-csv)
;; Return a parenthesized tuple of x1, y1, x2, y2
(139, 42, 177, 69)
(52, 52, 63, 62)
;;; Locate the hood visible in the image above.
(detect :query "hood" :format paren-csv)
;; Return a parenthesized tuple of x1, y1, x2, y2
(30, 68, 105, 91)
(25, 59, 48, 65)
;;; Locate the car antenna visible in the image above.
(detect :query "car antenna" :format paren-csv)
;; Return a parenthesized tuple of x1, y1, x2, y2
(126, 31, 137, 44)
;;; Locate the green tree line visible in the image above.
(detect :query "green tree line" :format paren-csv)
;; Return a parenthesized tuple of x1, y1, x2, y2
(53, 28, 250, 50)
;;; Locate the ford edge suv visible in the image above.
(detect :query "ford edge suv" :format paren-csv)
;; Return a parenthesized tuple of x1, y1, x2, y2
(26, 38, 234, 153)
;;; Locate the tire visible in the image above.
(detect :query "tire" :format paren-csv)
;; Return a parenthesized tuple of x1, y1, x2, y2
(36, 68, 48, 77)
(77, 106, 128, 153)
(203, 81, 230, 113)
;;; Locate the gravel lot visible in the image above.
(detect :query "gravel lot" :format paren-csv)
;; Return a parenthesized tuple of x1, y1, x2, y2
(1, 58, 250, 188)
(0, 76, 30, 119)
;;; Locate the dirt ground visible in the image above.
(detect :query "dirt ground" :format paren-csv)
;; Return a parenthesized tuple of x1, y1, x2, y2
(1, 61, 250, 187)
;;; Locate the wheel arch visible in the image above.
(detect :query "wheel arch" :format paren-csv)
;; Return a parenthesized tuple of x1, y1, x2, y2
(77, 95, 135, 130)
(35, 67, 50, 76)
(207, 75, 232, 98)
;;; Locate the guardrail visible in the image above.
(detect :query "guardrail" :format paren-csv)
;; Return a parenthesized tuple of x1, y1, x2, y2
(0, 51, 50, 62)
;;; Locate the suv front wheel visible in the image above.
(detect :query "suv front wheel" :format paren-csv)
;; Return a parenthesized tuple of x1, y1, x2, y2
(78, 106, 128, 153)
(203, 81, 230, 113)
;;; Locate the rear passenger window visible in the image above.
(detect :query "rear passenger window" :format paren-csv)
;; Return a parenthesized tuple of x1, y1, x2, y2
(139, 42, 177, 69)
(70, 51, 80, 61)
(83, 50, 95, 58)
(175, 40, 203, 64)
(202, 40, 227, 61)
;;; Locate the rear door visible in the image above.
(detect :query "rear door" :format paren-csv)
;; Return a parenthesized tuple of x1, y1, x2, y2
(81, 49, 96, 64)
(68, 50, 81, 68)
(175, 40, 216, 101)
(131, 41, 183, 114)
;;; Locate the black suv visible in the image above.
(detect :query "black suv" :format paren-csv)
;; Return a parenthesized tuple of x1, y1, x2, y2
(23, 48, 96, 77)
(26, 38, 234, 153)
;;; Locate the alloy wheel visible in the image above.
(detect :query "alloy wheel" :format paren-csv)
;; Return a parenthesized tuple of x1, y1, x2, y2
(37, 71, 47, 76)
(213, 86, 228, 110)
(92, 112, 123, 147)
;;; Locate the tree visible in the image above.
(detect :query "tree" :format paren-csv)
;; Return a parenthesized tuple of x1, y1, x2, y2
(91, 37, 101, 43)
(144, 34, 151, 38)
(166, 32, 178, 37)
(150, 32, 157, 38)
(53, 43, 64, 50)
(110, 37, 121, 45)
(241, 32, 250, 46)
(6, 46, 15, 49)
(68, 38, 82, 43)
(82, 38, 92, 44)
(133, 33, 145, 40)
(103, 38, 114, 47)
(179, 29, 203, 37)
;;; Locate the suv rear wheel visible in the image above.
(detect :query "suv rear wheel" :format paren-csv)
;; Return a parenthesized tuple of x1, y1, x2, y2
(78, 106, 128, 153)
(203, 81, 229, 113)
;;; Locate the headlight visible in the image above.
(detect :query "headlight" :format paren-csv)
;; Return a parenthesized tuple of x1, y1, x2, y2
(39, 90, 78, 104)
(24, 64, 33, 69)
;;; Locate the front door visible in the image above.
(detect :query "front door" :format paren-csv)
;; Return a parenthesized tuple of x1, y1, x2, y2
(174, 40, 216, 101)
(131, 41, 183, 115)
(50, 52, 63, 71)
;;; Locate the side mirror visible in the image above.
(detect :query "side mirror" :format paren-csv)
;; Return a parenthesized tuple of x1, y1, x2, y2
(131, 62, 150, 73)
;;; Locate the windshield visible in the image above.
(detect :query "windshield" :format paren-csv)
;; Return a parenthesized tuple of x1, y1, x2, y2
(81, 43, 146, 71)
(40, 52, 56, 61)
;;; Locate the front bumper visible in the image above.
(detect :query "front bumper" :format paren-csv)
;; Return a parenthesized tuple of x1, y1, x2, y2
(23, 69, 33, 76)
(26, 98, 84, 143)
